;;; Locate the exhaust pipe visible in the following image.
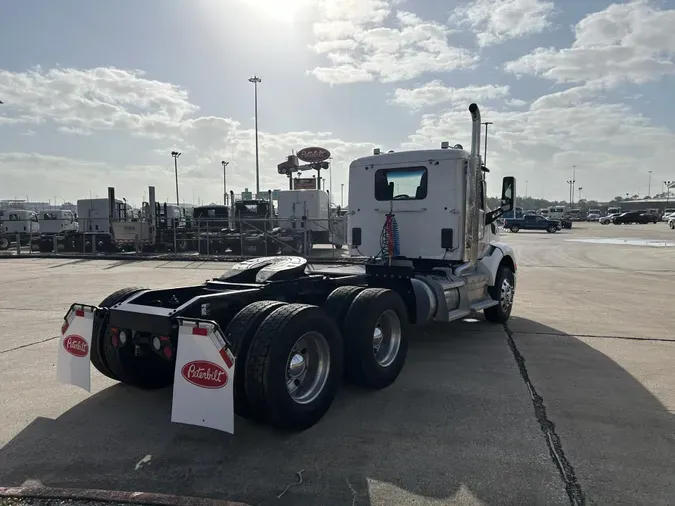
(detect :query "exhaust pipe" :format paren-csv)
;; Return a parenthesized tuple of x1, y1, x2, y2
(456, 103, 482, 276)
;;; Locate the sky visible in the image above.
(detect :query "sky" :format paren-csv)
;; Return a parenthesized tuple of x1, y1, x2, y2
(1, 0, 675, 206)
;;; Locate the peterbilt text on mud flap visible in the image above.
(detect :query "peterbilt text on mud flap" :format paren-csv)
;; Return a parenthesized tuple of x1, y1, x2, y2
(57, 103, 518, 434)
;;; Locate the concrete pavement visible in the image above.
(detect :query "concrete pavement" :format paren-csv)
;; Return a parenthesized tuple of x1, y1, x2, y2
(1, 221, 674, 505)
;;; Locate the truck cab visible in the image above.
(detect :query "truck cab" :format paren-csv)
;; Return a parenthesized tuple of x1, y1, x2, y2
(37, 209, 79, 234)
(348, 103, 516, 288)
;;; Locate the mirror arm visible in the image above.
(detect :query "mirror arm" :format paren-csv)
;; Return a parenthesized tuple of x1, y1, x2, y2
(485, 208, 504, 226)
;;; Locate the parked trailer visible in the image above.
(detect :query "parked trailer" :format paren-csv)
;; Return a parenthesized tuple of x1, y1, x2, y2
(57, 103, 517, 434)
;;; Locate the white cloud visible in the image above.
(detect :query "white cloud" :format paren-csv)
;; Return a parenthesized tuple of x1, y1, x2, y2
(403, 95, 675, 200)
(309, 1, 478, 84)
(451, 0, 554, 47)
(505, 0, 675, 86)
(0, 66, 380, 202)
(0, 67, 197, 138)
(390, 81, 510, 109)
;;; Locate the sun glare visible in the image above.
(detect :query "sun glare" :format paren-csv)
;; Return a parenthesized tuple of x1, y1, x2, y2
(240, 0, 308, 23)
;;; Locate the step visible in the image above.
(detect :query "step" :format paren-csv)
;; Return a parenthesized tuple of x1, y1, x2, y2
(469, 299, 499, 311)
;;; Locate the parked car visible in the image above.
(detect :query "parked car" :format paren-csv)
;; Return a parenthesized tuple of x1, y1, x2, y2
(586, 213, 600, 221)
(662, 210, 675, 221)
(504, 214, 561, 233)
(612, 211, 658, 225)
(599, 213, 621, 225)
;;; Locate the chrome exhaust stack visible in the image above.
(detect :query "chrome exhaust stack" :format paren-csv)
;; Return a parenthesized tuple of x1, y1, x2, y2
(456, 103, 482, 277)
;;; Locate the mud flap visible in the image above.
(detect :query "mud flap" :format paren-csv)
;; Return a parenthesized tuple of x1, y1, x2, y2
(171, 318, 236, 434)
(57, 304, 97, 392)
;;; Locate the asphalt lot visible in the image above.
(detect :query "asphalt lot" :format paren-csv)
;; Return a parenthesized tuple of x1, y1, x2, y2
(0, 221, 673, 505)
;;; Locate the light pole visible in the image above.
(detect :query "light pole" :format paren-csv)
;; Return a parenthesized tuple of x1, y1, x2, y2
(578, 187, 583, 204)
(525, 180, 528, 199)
(341, 183, 344, 207)
(648, 170, 652, 197)
(566, 180, 573, 205)
(665, 180, 674, 211)
(248, 75, 262, 196)
(221, 161, 229, 206)
(171, 151, 181, 206)
(482, 121, 493, 166)
(571, 165, 576, 205)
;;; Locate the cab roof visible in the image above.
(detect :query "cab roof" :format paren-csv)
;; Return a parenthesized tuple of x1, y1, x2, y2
(350, 148, 470, 168)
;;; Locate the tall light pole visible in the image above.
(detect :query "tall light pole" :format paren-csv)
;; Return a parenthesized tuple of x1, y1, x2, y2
(248, 75, 262, 196)
(566, 180, 573, 205)
(571, 165, 576, 205)
(341, 183, 344, 207)
(221, 161, 229, 206)
(578, 187, 583, 203)
(171, 151, 181, 206)
(648, 170, 652, 197)
(482, 121, 493, 166)
(525, 180, 528, 199)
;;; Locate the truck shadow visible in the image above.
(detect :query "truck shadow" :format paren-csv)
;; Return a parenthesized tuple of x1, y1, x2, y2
(1, 318, 673, 505)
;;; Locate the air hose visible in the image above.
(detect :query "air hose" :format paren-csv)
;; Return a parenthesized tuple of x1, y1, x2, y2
(379, 213, 400, 260)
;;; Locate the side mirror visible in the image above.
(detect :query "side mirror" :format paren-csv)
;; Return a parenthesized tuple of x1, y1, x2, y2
(485, 176, 516, 226)
(501, 176, 515, 212)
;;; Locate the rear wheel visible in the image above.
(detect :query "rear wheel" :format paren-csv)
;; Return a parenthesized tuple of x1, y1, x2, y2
(510, 225, 520, 233)
(342, 288, 409, 389)
(244, 304, 343, 430)
(0, 236, 9, 250)
(91, 287, 145, 381)
(223, 300, 287, 419)
(546, 225, 556, 233)
(484, 265, 515, 323)
(323, 285, 366, 329)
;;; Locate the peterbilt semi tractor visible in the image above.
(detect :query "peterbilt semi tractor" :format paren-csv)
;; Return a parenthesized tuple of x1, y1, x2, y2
(57, 103, 517, 434)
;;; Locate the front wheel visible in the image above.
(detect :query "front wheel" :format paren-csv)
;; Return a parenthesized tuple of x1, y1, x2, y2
(484, 265, 515, 323)
(0, 236, 9, 250)
(510, 225, 520, 233)
(546, 226, 556, 233)
(670, 221, 675, 230)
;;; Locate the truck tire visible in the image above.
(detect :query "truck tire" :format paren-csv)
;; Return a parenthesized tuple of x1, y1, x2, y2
(546, 225, 557, 233)
(323, 285, 366, 329)
(510, 225, 519, 233)
(0, 236, 9, 250)
(91, 287, 146, 381)
(244, 304, 343, 430)
(484, 265, 515, 323)
(102, 290, 174, 390)
(224, 300, 288, 419)
(342, 288, 409, 389)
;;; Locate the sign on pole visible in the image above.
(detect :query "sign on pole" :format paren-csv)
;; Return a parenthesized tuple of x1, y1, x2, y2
(294, 178, 318, 190)
(297, 147, 331, 163)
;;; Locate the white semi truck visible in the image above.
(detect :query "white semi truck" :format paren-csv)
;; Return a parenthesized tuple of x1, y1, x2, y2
(0, 209, 40, 250)
(57, 103, 517, 434)
(276, 189, 347, 250)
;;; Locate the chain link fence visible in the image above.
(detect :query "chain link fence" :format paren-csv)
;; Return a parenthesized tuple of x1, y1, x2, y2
(1, 215, 353, 263)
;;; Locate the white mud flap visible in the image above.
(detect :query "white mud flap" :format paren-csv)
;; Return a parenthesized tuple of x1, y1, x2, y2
(57, 304, 97, 392)
(171, 319, 236, 434)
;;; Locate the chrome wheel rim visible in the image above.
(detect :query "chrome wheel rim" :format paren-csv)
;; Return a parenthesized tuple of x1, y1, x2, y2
(373, 310, 401, 368)
(501, 278, 514, 312)
(286, 331, 331, 405)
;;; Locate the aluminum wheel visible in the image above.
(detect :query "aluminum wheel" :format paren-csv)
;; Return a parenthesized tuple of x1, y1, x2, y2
(372, 309, 402, 368)
(500, 277, 514, 312)
(286, 331, 331, 405)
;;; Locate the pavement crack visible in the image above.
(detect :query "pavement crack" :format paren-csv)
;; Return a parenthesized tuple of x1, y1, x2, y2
(503, 322, 585, 506)
(0, 335, 59, 354)
(517, 330, 675, 343)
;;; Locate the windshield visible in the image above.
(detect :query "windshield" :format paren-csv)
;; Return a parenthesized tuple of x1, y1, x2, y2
(374, 167, 428, 201)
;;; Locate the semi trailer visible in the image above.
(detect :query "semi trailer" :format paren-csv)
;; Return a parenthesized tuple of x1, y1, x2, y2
(57, 102, 517, 434)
